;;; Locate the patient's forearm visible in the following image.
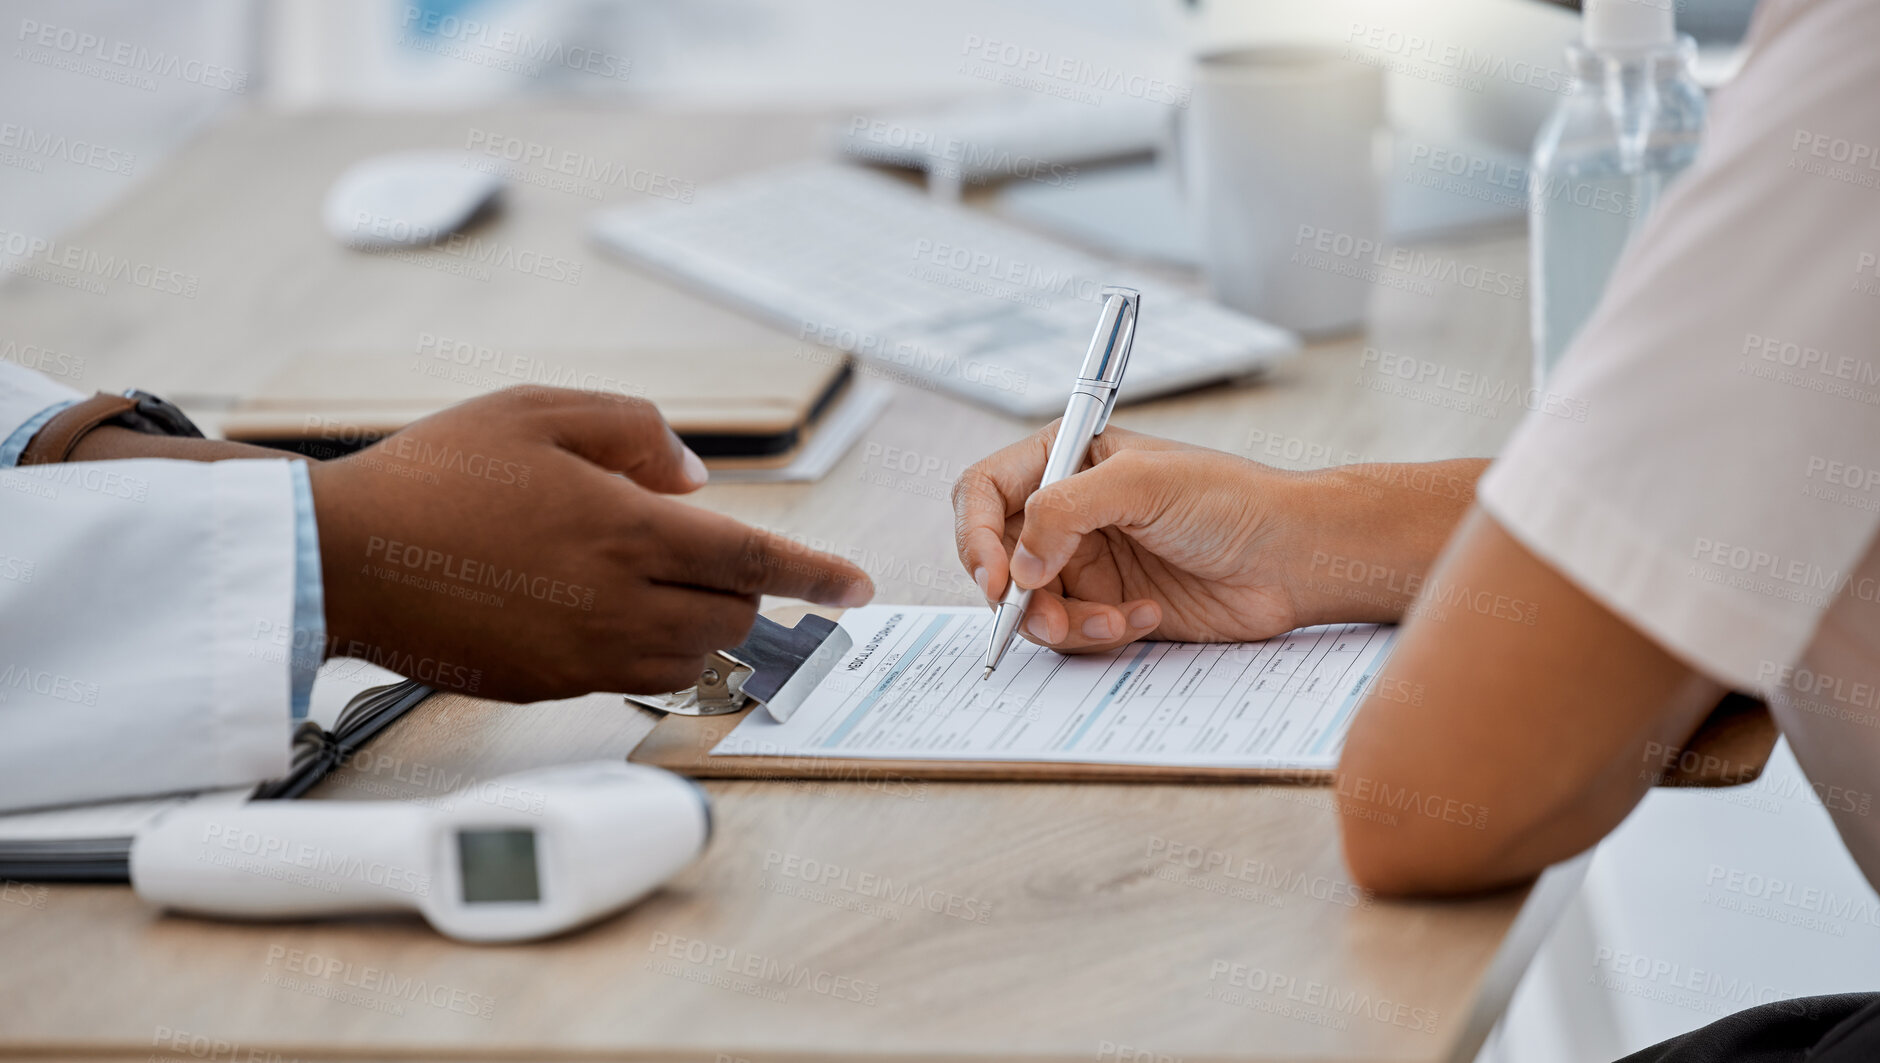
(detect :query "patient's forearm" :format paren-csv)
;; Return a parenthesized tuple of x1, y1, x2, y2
(1336, 508, 1726, 897)
(1285, 458, 1490, 627)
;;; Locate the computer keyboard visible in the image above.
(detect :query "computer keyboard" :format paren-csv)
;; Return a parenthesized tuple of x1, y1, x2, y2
(589, 163, 1298, 418)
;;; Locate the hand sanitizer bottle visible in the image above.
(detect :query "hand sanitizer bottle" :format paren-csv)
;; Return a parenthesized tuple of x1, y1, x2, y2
(1529, 0, 1706, 386)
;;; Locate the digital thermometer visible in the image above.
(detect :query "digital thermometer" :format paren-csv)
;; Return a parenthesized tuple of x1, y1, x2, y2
(130, 761, 710, 943)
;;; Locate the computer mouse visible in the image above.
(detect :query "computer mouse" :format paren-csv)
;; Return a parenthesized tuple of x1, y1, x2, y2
(322, 151, 503, 250)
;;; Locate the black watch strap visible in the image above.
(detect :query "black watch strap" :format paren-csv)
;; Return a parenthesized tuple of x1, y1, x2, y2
(112, 390, 205, 440)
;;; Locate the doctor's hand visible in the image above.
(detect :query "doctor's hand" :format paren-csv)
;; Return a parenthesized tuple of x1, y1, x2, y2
(952, 423, 1483, 653)
(309, 387, 873, 702)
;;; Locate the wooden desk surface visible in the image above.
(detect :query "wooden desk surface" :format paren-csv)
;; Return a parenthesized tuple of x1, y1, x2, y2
(0, 107, 1566, 1063)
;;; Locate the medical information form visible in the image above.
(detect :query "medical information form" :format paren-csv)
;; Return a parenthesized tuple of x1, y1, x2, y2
(715, 606, 1397, 771)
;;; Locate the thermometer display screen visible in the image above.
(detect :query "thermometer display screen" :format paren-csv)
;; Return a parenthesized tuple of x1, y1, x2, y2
(457, 828, 541, 904)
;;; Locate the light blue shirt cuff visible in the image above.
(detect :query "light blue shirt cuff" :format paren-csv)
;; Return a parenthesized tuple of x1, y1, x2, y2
(0, 399, 76, 468)
(287, 461, 327, 720)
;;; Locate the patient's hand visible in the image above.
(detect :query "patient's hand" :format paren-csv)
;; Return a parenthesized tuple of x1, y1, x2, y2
(952, 423, 1483, 652)
(310, 387, 872, 701)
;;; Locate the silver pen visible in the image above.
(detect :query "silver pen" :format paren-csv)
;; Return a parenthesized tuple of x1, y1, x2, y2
(982, 286, 1140, 679)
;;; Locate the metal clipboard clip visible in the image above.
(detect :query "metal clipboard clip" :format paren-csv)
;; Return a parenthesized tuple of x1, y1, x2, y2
(622, 613, 853, 724)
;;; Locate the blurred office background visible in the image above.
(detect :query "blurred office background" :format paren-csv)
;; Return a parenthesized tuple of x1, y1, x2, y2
(0, 0, 1761, 240)
(8, 2, 1873, 1061)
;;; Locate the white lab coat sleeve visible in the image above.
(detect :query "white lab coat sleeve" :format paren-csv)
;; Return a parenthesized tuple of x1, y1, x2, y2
(0, 360, 82, 424)
(0, 456, 299, 811)
(0, 359, 83, 463)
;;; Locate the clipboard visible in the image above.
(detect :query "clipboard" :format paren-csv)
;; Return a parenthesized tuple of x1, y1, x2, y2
(626, 609, 1780, 788)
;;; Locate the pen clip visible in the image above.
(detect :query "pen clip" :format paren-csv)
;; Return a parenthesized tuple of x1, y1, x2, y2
(1094, 383, 1121, 436)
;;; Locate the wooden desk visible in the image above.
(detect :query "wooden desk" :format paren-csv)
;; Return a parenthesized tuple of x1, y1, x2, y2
(0, 108, 1573, 1063)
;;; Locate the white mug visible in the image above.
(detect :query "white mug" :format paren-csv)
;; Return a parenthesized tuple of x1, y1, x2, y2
(1185, 46, 1386, 337)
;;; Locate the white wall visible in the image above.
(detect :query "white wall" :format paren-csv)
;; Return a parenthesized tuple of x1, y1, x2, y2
(1482, 741, 1880, 1062)
(0, 0, 255, 239)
